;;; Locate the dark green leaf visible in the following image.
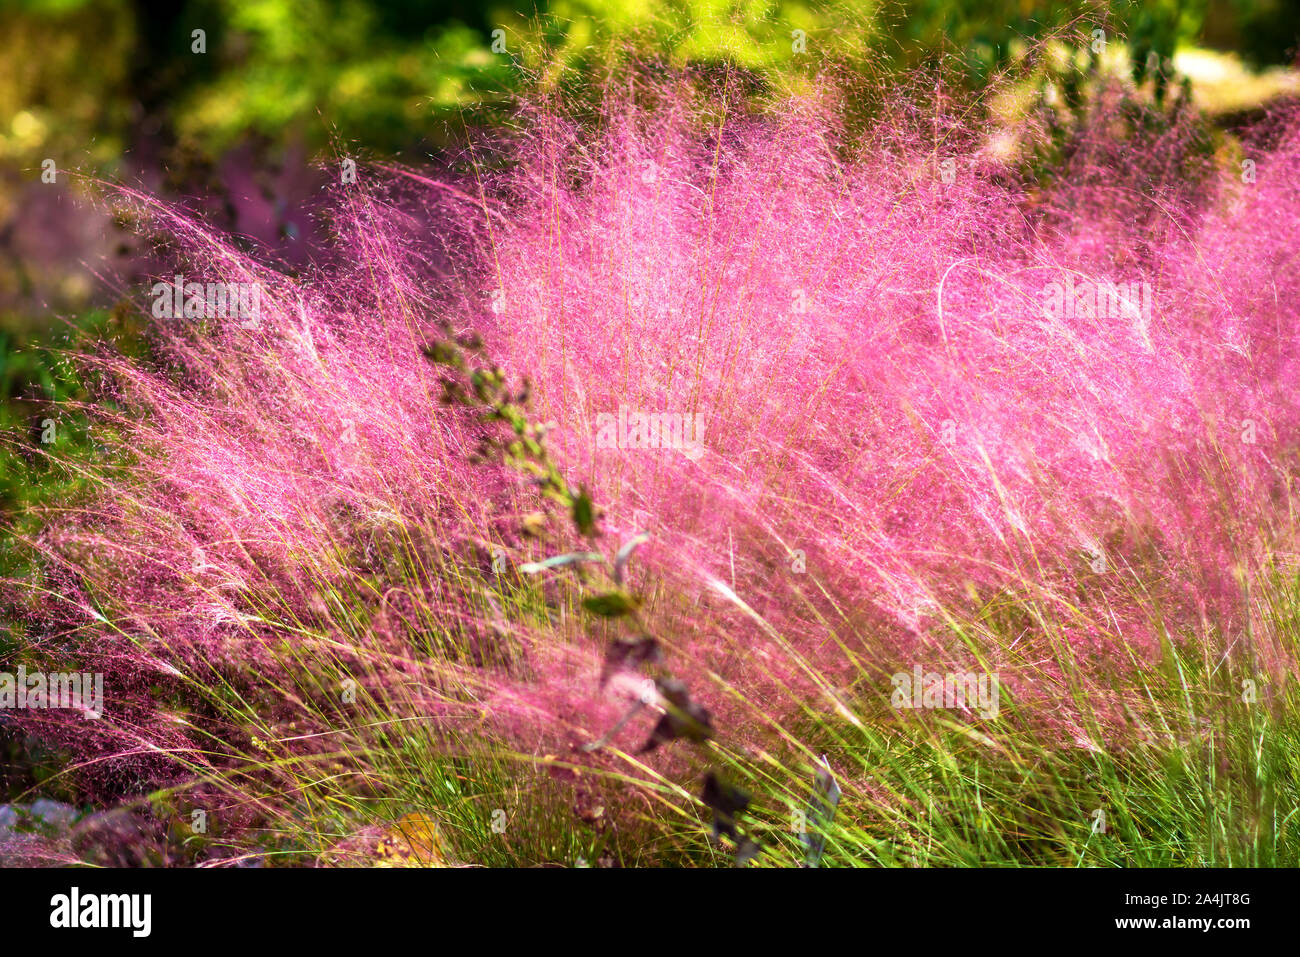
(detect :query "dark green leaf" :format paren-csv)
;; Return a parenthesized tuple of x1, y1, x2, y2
(582, 591, 639, 617)
(572, 487, 597, 537)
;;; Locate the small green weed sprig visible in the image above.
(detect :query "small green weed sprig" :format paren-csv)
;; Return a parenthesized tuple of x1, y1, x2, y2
(421, 320, 799, 864)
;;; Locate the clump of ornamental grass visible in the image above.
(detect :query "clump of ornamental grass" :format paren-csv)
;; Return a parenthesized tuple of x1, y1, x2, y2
(4, 66, 1300, 866)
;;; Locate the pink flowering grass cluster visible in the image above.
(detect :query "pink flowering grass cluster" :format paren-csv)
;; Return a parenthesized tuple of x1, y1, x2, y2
(7, 71, 1300, 864)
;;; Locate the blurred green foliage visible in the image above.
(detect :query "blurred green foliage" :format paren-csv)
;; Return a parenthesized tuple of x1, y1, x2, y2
(0, 306, 139, 567)
(0, 0, 134, 169)
(171, 0, 521, 154)
(4, 0, 1293, 174)
(1201, 0, 1300, 70)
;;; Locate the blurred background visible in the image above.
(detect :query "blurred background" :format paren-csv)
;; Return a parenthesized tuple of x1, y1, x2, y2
(0, 0, 1297, 557)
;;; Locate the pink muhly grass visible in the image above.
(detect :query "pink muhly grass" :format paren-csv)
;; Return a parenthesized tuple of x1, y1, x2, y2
(7, 71, 1300, 852)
